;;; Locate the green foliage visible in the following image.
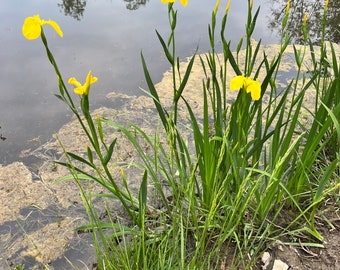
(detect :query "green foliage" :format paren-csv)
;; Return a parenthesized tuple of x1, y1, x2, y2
(29, 0, 339, 268)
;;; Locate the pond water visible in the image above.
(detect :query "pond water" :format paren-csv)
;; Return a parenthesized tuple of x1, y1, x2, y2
(0, 0, 339, 165)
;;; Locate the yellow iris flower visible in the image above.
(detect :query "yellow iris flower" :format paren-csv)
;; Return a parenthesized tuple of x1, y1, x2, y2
(214, 0, 221, 14)
(22, 14, 63, 40)
(225, 0, 231, 14)
(230, 75, 261, 101)
(161, 0, 188, 7)
(285, 0, 290, 15)
(303, 13, 308, 27)
(68, 71, 98, 96)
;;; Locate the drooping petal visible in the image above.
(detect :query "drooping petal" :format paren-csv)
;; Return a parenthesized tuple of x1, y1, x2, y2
(74, 86, 86, 95)
(248, 80, 261, 101)
(22, 15, 42, 40)
(230, 75, 245, 91)
(250, 88, 261, 101)
(42, 19, 63, 38)
(68, 77, 82, 88)
(244, 77, 254, 93)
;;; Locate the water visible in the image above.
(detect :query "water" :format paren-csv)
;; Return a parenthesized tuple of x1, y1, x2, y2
(0, 0, 274, 165)
(1, 0, 339, 165)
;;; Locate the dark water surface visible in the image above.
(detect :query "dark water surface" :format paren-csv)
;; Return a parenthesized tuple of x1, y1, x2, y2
(0, 0, 339, 165)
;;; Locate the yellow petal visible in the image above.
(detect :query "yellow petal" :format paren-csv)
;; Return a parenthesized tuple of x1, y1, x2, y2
(22, 15, 42, 40)
(180, 0, 188, 6)
(285, 0, 290, 15)
(250, 89, 261, 101)
(84, 71, 98, 95)
(74, 86, 86, 95)
(225, 0, 231, 14)
(214, 0, 221, 14)
(244, 77, 254, 93)
(85, 71, 92, 85)
(230, 75, 245, 91)
(42, 19, 63, 38)
(248, 80, 261, 101)
(69, 72, 97, 96)
(85, 71, 98, 85)
(68, 77, 82, 88)
(303, 13, 308, 27)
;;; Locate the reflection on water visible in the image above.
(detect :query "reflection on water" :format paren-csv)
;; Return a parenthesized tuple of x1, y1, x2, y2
(57, 0, 339, 44)
(58, 0, 86, 21)
(58, 0, 149, 21)
(124, 0, 149, 10)
(267, 0, 340, 44)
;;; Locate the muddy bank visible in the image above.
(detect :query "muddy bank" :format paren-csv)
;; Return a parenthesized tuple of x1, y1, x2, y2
(1, 41, 339, 269)
(0, 105, 160, 269)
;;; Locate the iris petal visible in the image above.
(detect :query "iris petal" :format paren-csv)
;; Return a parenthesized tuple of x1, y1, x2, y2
(230, 75, 245, 91)
(74, 86, 86, 95)
(68, 71, 98, 96)
(230, 75, 261, 100)
(161, 0, 186, 6)
(244, 77, 254, 93)
(42, 20, 63, 38)
(248, 80, 261, 101)
(161, 0, 176, 3)
(180, 0, 188, 6)
(68, 78, 82, 88)
(22, 14, 63, 40)
(22, 15, 42, 40)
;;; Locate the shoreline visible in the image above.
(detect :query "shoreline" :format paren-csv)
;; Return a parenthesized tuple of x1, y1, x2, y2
(1, 41, 339, 268)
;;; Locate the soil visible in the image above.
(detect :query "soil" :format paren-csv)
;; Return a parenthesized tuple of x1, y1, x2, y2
(256, 206, 340, 270)
(0, 41, 339, 269)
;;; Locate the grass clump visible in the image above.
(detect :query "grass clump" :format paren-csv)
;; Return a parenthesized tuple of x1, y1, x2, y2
(22, 0, 339, 269)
